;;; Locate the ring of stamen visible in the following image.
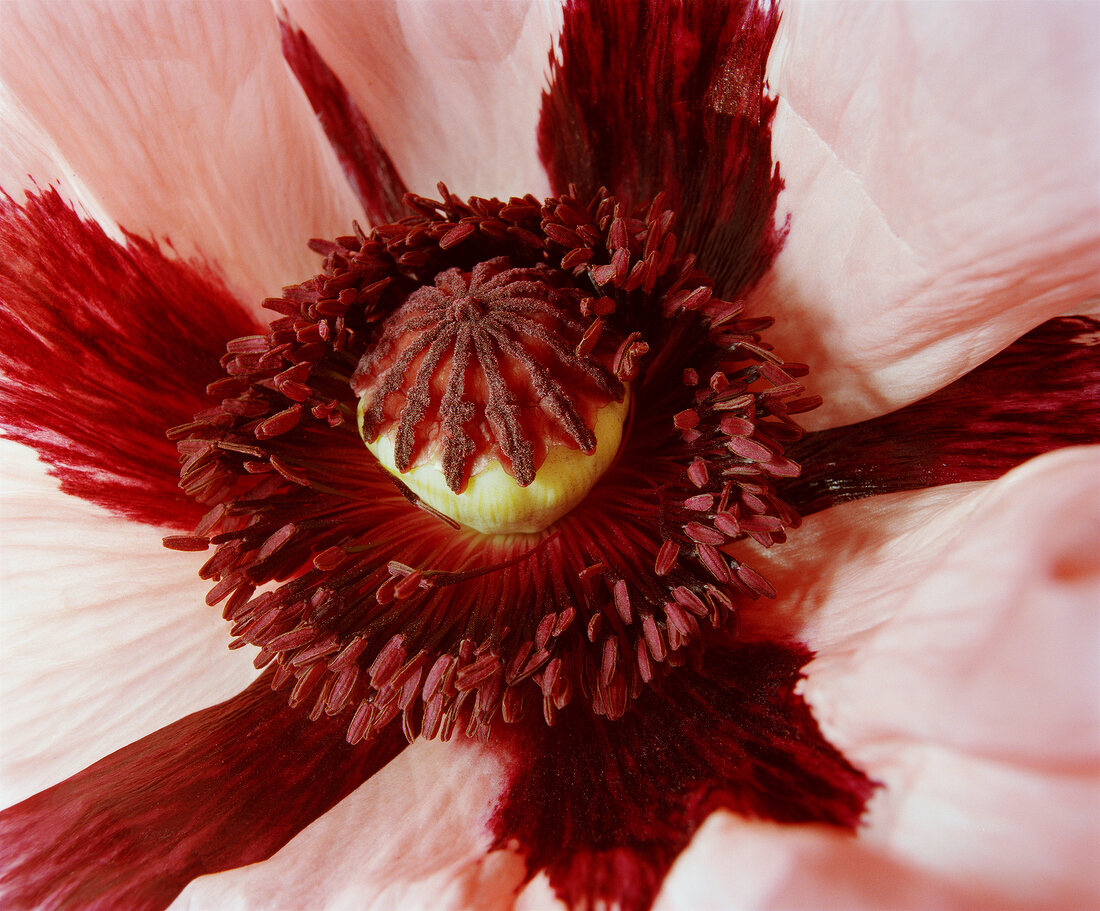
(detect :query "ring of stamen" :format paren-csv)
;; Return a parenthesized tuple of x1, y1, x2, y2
(168, 184, 818, 744)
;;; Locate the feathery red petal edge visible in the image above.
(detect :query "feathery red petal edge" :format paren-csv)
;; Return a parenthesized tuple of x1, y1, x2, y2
(540, 0, 785, 301)
(491, 639, 876, 911)
(784, 316, 1100, 516)
(0, 188, 261, 529)
(279, 16, 411, 227)
(0, 668, 407, 911)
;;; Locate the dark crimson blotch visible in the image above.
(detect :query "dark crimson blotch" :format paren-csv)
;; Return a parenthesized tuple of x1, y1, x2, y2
(0, 188, 261, 530)
(785, 316, 1100, 516)
(540, 0, 786, 301)
(279, 17, 411, 227)
(491, 639, 875, 911)
(0, 669, 406, 911)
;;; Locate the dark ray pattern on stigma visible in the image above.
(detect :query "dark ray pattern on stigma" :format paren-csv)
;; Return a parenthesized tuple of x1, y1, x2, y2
(541, 0, 785, 301)
(784, 316, 1100, 516)
(168, 183, 818, 748)
(492, 639, 876, 911)
(0, 668, 407, 911)
(0, 187, 261, 529)
(353, 257, 625, 492)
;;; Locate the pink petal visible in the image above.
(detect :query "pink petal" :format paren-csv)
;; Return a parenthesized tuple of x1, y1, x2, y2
(0, 0, 362, 302)
(1, 666, 406, 911)
(757, 1, 1100, 429)
(660, 816, 1051, 911)
(712, 446, 1100, 907)
(0, 440, 258, 807)
(280, 0, 558, 199)
(805, 446, 1100, 765)
(171, 737, 525, 911)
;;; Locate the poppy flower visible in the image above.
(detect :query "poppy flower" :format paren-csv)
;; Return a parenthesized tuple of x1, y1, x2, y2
(1, 2, 1098, 910)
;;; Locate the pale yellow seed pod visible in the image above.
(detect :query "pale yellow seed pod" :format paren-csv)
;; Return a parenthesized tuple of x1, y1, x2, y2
(361, 392, 630, 535)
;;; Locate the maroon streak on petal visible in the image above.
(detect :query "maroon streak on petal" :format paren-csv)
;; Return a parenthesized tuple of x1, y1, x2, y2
(0, 669, 407, 911)
(784, 316, 1100, 516)
(541, 0, 785, 300)
(280, 17, 411, 227)
(490, 640, 875, 911)
(0, 188, 261, 529)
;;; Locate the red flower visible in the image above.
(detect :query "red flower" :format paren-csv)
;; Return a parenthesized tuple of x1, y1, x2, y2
(1, 2, 1097, 910)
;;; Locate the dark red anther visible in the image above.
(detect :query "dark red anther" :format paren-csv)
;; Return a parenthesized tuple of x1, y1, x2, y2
(673, 409, 699, 430)
(687, 458, 709, 487)
(684, 522, 726, 545)
(654, 540, 680, 576)
(726, 436, 773, 462)
(734, 563, 778, 599)
(368, 636, 406, 685)
(162, 535, 210, 552)
(696, 544, 733, 584)
(612, 579, 633, 624)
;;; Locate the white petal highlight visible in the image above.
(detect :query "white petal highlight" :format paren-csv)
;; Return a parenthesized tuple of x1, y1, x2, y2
(0, 83, 122, 240)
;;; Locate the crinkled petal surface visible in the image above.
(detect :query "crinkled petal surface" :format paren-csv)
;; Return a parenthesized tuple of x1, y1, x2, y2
(759, 0, 1100, 428)
(280, 0, 559, 200)
(658, 446, 1100, 910)
(0, 0, 362, 302)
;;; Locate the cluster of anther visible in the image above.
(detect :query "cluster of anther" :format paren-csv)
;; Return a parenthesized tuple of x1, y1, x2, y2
(353, 257, 623, 492)
(165, 184, 816, 745)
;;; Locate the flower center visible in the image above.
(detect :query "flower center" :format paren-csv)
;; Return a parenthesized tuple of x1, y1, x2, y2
(352, 257, 629, 534)
(171, 185, 818, 743)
